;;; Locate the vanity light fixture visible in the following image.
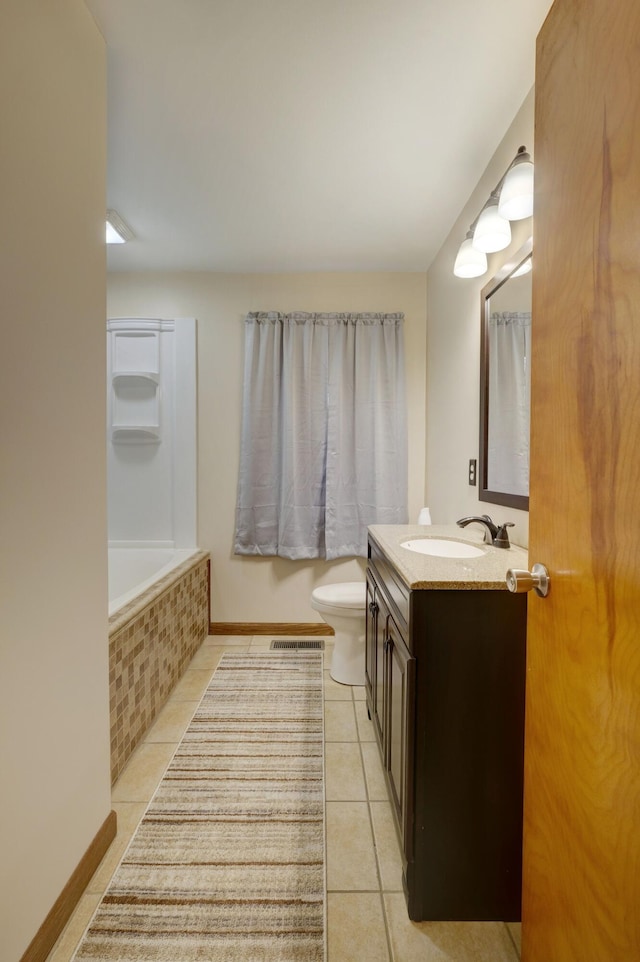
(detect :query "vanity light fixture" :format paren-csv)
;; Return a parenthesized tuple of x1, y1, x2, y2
(453, 230, 488, 278)
(472, 192, 512, 253)
(498, 147, 534, 221)
(106, 209, 134, 244)
(453, 146, 534, 278)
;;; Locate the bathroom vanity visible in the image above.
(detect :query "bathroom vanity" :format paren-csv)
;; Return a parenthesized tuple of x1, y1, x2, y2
(365, 524, 528, 922)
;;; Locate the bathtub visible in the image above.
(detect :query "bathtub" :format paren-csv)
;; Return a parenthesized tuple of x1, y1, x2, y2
(108, 546, 210, 783)
(108, 546, 201, 615)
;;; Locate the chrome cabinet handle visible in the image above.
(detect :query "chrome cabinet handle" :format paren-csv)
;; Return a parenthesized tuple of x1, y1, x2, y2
(506, 564, 550, 597)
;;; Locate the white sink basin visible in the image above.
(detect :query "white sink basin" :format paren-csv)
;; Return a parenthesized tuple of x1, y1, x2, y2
(400, 538, 485, 559)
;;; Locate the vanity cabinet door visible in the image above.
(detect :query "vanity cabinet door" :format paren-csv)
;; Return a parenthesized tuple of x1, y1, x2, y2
(374, 596, 389, 749)
(385, 616, 415, 855)
(365, 571, 386, 745)
(365, 574, 376, 694)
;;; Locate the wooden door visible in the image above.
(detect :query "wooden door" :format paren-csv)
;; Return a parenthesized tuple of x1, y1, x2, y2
(523, 1, 640, 958)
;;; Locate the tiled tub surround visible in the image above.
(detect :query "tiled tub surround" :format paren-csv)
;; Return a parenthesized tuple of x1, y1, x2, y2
(108, 550, 210, 783)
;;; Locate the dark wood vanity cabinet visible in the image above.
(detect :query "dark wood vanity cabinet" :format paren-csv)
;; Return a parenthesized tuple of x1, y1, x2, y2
(366, 535, 527, 922)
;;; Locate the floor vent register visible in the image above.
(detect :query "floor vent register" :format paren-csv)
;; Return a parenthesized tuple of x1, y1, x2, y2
(270, 639, 325, 651)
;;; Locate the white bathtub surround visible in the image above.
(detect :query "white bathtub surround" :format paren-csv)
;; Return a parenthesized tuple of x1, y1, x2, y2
(107, 317, 197, 550)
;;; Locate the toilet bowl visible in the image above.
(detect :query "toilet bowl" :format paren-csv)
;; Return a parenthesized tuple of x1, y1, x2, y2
(310, 581, 367, 686)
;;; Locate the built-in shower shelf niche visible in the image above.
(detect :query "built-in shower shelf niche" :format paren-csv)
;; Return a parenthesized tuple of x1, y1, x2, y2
(112, 326, 162, 377)
(111, 370, 160, 443)
(108, 320, 169, 445)
(112, 372, 159, 386)
(111, 426, 161, 444)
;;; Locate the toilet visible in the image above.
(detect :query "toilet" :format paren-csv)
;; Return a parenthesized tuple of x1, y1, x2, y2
(310, 581, 367, 686)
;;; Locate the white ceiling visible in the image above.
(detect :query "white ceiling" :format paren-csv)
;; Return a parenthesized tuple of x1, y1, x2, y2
(85, 0, 552, 273)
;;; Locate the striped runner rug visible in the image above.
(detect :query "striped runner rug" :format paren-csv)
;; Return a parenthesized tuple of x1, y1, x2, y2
(73, 652, 325, 961)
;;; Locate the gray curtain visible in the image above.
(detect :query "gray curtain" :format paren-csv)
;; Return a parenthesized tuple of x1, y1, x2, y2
(234, 311, 408, 560)
(488, 311, 532, 496)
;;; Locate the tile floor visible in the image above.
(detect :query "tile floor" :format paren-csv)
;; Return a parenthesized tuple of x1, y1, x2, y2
(47, 635, 522, 962)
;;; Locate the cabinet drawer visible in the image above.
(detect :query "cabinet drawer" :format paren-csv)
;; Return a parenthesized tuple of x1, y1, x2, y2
(368, 538, 409, 633)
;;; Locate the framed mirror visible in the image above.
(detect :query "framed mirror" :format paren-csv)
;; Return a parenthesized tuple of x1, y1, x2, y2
(479, 238, 532, 511)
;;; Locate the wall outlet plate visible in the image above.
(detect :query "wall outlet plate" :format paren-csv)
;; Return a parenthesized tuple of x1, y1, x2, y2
(468, 459, 477, 486)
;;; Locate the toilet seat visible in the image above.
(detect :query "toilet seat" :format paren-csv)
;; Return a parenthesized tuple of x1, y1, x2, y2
(311, 582, 366, 611)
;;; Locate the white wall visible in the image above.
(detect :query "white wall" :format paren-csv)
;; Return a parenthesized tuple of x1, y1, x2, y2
(107, 273, 427, 621)
(0, 3, 111, 958)
(426, 88, 535, 548)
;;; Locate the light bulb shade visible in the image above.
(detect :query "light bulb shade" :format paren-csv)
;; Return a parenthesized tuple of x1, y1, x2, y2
(498, 158, 534, 220)
(472, 201, 511, 253)
(453, 236, 488, 278)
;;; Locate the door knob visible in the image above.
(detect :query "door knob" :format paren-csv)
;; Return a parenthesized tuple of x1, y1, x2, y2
(506, 563, 550, 597)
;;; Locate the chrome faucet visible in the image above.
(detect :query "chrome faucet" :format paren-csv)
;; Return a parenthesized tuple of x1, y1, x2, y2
(456, 514, 514, 548)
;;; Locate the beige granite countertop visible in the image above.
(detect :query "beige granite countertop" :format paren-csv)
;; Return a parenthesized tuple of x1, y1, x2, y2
(368, 524, 529, 590)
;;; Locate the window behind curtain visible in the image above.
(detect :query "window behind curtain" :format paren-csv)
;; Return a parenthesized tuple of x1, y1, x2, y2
(234, 311, 408, 560)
